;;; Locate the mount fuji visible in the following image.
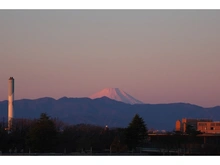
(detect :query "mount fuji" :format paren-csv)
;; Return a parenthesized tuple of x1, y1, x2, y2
(89, 88, 144, 104)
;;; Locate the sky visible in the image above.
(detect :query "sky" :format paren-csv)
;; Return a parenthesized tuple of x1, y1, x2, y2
(0, 10, 220, 108)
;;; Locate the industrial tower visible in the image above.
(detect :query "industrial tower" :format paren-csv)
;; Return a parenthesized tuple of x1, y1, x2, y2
(8, 77, 14, 131)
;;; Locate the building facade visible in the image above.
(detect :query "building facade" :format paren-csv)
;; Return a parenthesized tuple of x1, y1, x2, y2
(197, 122, 220, 134)
(175, 118, 213, 133)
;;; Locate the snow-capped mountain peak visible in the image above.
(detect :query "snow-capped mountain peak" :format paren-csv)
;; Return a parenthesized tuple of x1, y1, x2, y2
(89, 88, 144, 104)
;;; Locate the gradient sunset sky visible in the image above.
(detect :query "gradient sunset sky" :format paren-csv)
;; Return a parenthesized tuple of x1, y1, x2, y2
(0, 10, 220, 107)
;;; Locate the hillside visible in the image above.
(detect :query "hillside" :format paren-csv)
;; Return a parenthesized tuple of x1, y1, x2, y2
(0, 97, 219, 131)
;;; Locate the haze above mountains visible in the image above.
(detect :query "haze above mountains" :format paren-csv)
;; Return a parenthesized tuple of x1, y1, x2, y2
(1, 11, 220, 108)
(0, 88, 220, 131)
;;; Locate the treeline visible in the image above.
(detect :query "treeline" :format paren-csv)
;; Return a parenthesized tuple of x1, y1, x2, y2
(0, 113, 148, 154)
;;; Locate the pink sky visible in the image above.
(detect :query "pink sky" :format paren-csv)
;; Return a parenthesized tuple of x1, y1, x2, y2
(0, 10, 220, 108)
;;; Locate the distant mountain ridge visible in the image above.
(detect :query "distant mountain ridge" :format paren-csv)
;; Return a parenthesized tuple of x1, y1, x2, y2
(89, 88, 144, 104)
(0, 96, 220, 131)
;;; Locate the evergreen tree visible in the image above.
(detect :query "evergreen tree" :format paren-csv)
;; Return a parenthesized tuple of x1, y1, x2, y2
(27, 113, 57, 153)
(125, 114, 148, 150)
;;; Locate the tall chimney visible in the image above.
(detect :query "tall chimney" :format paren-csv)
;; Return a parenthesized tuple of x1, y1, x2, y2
(8, 77, 14, 130)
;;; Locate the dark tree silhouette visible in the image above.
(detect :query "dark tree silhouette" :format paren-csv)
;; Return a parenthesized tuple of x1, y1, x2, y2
(125, 114, 148, 151)
(110, 136, 128, 153)
(27, 113, 57, 153)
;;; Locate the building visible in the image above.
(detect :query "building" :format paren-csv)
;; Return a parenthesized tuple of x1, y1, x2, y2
(197, 121, 220, 134)
(175, 120, 181, 132)
(175, 118, 213, 133)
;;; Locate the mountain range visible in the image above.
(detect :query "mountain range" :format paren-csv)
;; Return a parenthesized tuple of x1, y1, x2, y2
(0, 96, 220, 131)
